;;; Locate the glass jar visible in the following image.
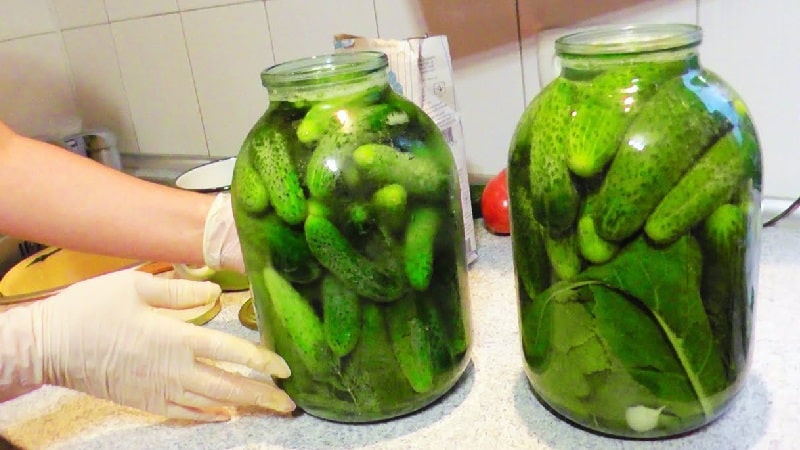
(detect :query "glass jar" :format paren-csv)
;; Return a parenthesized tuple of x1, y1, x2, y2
(231, 51, 472, 422)
(508, 24, 761, 438)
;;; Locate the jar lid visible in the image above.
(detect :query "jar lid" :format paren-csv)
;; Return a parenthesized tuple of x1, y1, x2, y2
(555, 24, 702, 57)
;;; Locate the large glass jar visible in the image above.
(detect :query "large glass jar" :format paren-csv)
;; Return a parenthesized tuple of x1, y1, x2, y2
(508, 24, 761, 438)
(231, 52, 471, 422)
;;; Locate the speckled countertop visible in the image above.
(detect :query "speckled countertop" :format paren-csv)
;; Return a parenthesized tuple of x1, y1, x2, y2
(1, 221, 799, 450)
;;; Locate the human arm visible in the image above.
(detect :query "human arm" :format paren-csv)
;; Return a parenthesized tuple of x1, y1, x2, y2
(0, 120, 231, 269)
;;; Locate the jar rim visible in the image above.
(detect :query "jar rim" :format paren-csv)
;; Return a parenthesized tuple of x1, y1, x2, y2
(555, 24, 702, 57)
(261, 51, 388, 88)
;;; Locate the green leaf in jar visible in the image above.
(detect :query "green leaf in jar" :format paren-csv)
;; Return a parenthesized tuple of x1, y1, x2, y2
(578, 235, 727, 417)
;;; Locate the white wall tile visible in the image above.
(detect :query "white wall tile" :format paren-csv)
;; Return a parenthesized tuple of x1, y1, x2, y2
(111, 14, 207, 155)
(177, 0, 250, 11)
(700, 0, 800, 200)
(104, 0, 178, 21)
(454, 47, 527, 179)
(374, 0, 427, 39)
(52, 0, 108, 29)
(0, 0, 58, 41)
(182, 2, 273, 157)
(0, 33, 80, 138)
(62, 25, 139, 153)
(266, 0, 378, 63)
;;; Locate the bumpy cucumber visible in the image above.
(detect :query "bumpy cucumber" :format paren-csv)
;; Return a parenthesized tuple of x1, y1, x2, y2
(340, 302, 413, 414)
(544, 231, 581, 280)
(352, 144, 447, 198)
(231, 147, 269, 214)
(403, 207, 441, 291)
(645, 130, 753, 244)
(386, 294, 435, 393)
(249, 128, 307, 225)
(577, 192, 617, 264)
(698, 203, 750, 380)
(263, 214, 321, 284)
(508, 182, 551, 301)
(262, 266, 332, 375)
(321, 274, 362, 357)
(305, 130, 373, 199)
(595, 75, 733, 241)
(295, 85, 384, 143)
(304, 214, 405, 302)
(527, 78, 580, 233)
(568, 61, 686, 177)
(568, 60, 689, 176)
(371, 183, 408, 233)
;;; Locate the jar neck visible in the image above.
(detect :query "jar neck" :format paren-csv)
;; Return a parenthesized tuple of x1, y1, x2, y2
(261, 52, 389, 102)
(556, 24, 702, 73)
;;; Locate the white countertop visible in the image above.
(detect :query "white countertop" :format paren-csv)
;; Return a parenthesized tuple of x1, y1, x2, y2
(1, 221, 799, 450)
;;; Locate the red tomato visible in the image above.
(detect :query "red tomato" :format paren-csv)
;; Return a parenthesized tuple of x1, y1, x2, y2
(481, 168, 510, 235)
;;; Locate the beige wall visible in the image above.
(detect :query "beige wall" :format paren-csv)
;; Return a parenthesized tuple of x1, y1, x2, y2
(0, 0, 797, 200)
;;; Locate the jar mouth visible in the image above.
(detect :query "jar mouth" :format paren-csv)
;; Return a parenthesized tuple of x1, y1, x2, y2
(555, 24, 702, 57)
(261, 51, 388, 89)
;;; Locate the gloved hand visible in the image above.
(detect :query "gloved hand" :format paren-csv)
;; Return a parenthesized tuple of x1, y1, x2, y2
(0, 270, 295, 422)
(203, 193, 244, 273)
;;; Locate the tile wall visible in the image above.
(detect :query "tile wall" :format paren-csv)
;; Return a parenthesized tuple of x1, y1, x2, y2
(0, 0, 797, 200)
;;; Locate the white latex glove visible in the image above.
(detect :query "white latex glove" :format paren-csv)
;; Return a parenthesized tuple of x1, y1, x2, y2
(203, 192, 244, 273)
(0, 270, 294, 422)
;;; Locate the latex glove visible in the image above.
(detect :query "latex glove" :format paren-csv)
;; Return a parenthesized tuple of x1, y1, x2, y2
(0, 270, 295, 422)
(203, 192, 244, 273)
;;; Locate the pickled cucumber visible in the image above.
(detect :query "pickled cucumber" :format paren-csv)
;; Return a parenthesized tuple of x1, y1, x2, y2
(527, 78, 580, 233)
(304, 214, 405, 302)
(249, 128, 307, 225)
(594, 75, 732, 241)
(263, 214, 321, 284)
(231, 146, 269, 214)
(386, 294, 435, 393)
(645, 130, 753, 244)
(321, 274, 362, 357)
(352, 144, 447, 198)
(567, 60, 687, 177)
(263, 266, 332, 375)
(403, 207, 441, 291)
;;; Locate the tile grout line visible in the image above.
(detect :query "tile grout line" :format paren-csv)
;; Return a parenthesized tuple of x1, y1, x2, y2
(177, 11, 211, 157)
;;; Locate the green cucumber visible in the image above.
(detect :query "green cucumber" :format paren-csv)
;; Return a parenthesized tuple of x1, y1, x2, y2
(697, 203, 750, 380)
(508, 183, 551, 301)
(595, 75, 733, 241)
(305, 130, 374, 199)
(231, 147, 269, 214)
(386, 294, 435, 393)
(352, 144, 447, 198)
(263, 214, 321, 284)
(295, 85, 384, 143)
(577, 192, 617, 264)
(566, 60, 689, 176)
(262, 266, 332, 375)
(340, 302, 413, 414)
(371, 183, 408, 233)
(645, 130, 754, 244)
(321, 274, 362, 357)
(304, 214, 405, 302)
(527, 78, 580, 232)
(249, 128, 307, 225)
(544, 231, 581, 281)
(403, 207, 441, 291)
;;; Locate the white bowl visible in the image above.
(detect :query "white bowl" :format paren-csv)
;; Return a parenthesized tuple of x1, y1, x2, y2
(174, 157, 236, 193)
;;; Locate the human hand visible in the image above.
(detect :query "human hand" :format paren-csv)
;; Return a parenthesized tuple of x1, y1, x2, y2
(203, 193, 244, 273)
(25, 270, 294, 421)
